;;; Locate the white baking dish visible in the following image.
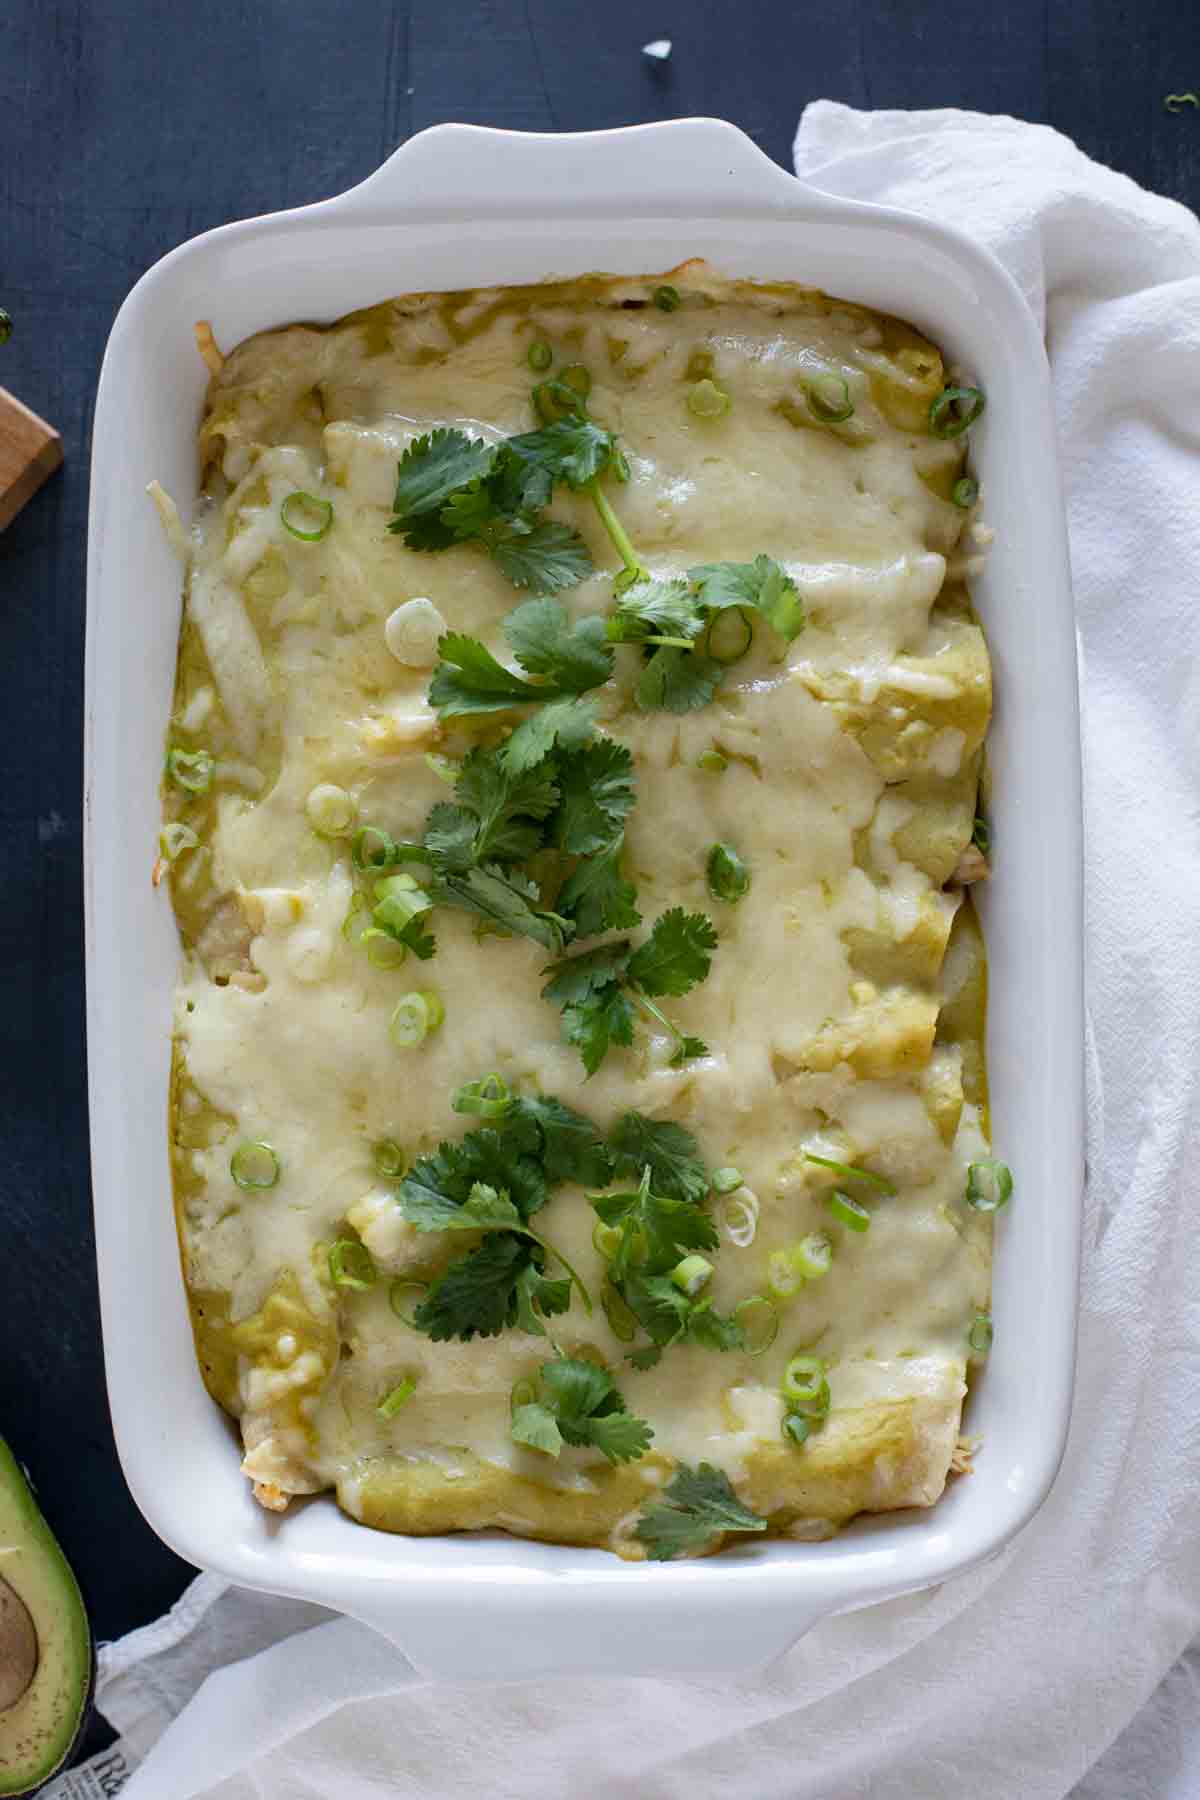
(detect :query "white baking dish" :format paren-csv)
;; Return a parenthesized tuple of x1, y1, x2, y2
(85, 118, 1083, 1680)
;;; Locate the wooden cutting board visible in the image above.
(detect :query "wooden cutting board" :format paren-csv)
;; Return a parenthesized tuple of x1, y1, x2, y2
(0, 387, 63, 530)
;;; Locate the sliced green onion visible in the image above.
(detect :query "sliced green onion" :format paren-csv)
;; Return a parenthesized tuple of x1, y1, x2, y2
(720, 1188, 760, 1248)
(561, 363, 592, 399)
(592, 1220, 622, 1261)
(361, 928, 408, 970)
(782, 1410, 812, 1447)
(968, 1312, 994, 1358)
(767, 1247, 804, 1301)
(230, 1141, 280, 1191)
(373, 1137, 406, 1179)
(424, 752, 460, 785)
(329, 1238, 376, 1290)
(166, 747, 214, 793)
(782, 1353, 826, 1405)
(510, 1376, 539, 1413)
(711, 1166, 743, 1196)
(305, 783, 357, 837)
(601, 1285, 638, 1343)
(527, 339, 553, 372)
(389, 990, 443, 1049)
(452, 1073, 512, 1119)
(670, 1254, 714, 1298)
(971, 814, 990, 855)
(341, 891, 372, 945)
(965, 1159, 1013, 1212)
(686, 378, 731, 420)
(377, 1376, 417, 1419)
(696, 748, 728, 774)
(733, 1294, 779, 1356)
(652, 284, 681, 313)
(952, 475, 979, 508)
(792, 1233, 833, 1281)
(707, 841, 751, 904)
(827, 1189, 871, 1232)
(388, 1278, 428, 1326)
(372, 874, 434, 939)
(929, 386, 986, 439)
(703, 606, 754, 666)
(352, 825, 396, 871)
(804, 1152, 896, 1194)
(159, 822, 200, 861)
(805, 373, 854, 423)
(280, 491, 334, 542)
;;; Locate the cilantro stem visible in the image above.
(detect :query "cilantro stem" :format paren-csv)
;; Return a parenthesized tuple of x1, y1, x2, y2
(631, 990, 688, 1058)
(586, 479, 649, 587)
(642, 635, 697, 650)
(520, 1226, 593, 1315)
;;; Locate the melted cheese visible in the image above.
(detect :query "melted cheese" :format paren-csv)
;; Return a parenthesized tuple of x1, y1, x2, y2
(164, 270, 993, 1556)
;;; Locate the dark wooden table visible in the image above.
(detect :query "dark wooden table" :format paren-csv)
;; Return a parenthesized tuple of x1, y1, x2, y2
(1, 0, 1197, 1670)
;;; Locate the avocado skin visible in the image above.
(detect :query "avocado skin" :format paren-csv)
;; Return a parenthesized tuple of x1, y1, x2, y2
(0, 1438, 94, 1798)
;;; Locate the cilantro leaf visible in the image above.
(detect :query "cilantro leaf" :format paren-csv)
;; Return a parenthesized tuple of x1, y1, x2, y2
(541, 939, 633, 1008)
(500, 695, 599, 775)
(390, 429, 498, 524)
(606, 579, 705, 645)
(491, 520, 594, 594)
(626, 908, 717, 998)
(688, 555, 806, 642)
(561, 989, 637, 1076)
(393, 510, 458, 552)
(413, 1233, 535, 1342)
(512, 1264, 572, 1337)
(441, 481, 503, 542)
(586, 1411, 655, 1463)
(505, 420, 618, 491)
(401, 1125, 547, 1224)
(553, 739, 635, 856)
(433, 863, 573, 953)
(398, 1179, 524, 1235)
(556, 844, 641, 937)
(504, 598, 614, 692)
(686, 1302, 746, 1353)
(615, 1279, 742, 1369)
(510, 1402, 564, 1455)
(633, 1462, 768, 1560)
(428, 634, 542, 717)
(542, 914, 715, 1077)
(608, 1113, 709, 1205)
(449, 748, 559, 865)
(512, 1356, 653, 1466)
(508, 1094, 615, 1188)
(636, 646, 722, 714)
(593, 1176, 718, 1278)
(422, 802, 479, 874)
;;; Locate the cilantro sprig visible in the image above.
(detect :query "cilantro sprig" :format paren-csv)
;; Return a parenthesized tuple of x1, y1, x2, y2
(510, 1355, 653, 1465)
(389, 428, 595, 596)
(633, 1462, 768, 1560)
(591, 1165, 742, 1371)
(542, 907, 717, 1075)
(400, 1097, 611, 1342)
(394, 1094, 718, 1348)
(607, 558, 806, 714)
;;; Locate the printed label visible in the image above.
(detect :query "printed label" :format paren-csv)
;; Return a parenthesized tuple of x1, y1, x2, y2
(40, 1743, 135, 1798)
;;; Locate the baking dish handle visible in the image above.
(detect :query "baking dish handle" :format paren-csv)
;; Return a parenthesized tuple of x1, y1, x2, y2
(331, 118, 831, 220)
(342, 1579, 835, 1682)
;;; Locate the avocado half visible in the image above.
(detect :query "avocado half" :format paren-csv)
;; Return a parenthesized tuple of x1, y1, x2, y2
(0, 1438, 93, 1797)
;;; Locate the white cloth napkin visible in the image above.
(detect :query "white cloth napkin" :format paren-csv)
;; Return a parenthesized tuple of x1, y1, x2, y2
(92, 105, 1200, 1800)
